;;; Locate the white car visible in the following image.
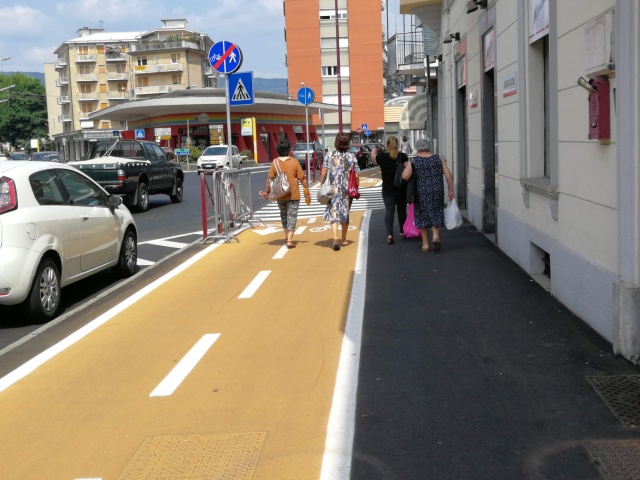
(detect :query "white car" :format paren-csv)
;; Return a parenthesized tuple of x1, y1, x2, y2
(197, 145, 243, 172)
(0, 161, 138, 320)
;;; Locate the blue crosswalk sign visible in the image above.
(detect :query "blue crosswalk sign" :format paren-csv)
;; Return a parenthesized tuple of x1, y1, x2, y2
(135, 129, 144, 139)
(228, 72, 254, 106)
(297, 86, 315, 106)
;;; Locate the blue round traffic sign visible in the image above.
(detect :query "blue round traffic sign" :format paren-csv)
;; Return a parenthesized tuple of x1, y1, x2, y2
(297, 86, 315, 106)
(208, 41, 243, 74)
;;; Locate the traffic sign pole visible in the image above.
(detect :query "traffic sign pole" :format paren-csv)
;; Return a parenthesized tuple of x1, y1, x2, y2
(225, 76, 232, 159)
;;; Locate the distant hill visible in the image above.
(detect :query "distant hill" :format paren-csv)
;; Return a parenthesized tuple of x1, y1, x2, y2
(9, 72, 288, 94)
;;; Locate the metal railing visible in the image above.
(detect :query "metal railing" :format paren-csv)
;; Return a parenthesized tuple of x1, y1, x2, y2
(76, 54, 97, 62)
(130, 41, 201, 53)
(134, 84, 185, 95)
(76, 74, 99, 82)
(106, 53, 127, 62)
(133, 63, 183, 74)
(57, 96, 70, 104)
(200, 169, 265, 243)
(106, 72, 128, 81)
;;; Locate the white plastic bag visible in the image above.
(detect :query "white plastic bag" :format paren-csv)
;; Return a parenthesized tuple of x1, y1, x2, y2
(317, 178, 334, 205)
(445, 199, 463, 230)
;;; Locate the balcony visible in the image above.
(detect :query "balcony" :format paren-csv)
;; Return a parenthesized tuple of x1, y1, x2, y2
(75, 54, 97, 62)
(129, 40, 202, 53)
(58, 115, 72, 123)
(106, 72, 128, 81)
(133, 63, 184, 74)
(55, 58, 67, 69)
(77, 92, 99, 101)
(108, 91, 131, 101)
(57, 96, 70, 105)
(78, 112, 94, 121)
(76, 74, 99, 82)
(56, 77, 69, 86)
(106, 53, 128, 62)
(134, 84, 186, 96)
(388, 32, 426, 76)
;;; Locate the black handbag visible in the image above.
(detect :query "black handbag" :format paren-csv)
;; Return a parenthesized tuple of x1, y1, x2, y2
(393, 153, 408, 188)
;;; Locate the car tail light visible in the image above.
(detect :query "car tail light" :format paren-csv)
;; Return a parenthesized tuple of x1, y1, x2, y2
(0, 176, 17, 214)
(117, 169, 125, 186)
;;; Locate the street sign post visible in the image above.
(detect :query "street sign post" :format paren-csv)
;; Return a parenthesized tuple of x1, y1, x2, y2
(297, 85, 316, 173)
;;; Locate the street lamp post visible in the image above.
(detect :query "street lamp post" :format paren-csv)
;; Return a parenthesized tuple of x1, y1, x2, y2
(0, 57, 11, 73)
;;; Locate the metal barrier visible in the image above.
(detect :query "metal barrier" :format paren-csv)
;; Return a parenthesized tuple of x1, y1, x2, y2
(199, 169, 265, 244)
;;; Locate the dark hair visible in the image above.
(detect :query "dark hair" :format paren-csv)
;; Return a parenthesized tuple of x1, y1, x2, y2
(334, 132, 350, 152)
(276, 138, 292, 157)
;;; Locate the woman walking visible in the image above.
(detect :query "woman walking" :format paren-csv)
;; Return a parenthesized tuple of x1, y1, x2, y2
(372, 136, 409, 244)
(402, 138, 454, 252)
(261, 138, 310, 248)
(320, 132, 360, 251)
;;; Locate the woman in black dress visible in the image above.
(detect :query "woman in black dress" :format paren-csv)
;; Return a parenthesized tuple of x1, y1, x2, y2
(372, 136, 409, 244)
(402, 138, 455, 252)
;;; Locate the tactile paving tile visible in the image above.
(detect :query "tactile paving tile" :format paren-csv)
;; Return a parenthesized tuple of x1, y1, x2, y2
(118, 432, 266, 480)
(584, 439, 640, 479)
(586, 375, 640, 427)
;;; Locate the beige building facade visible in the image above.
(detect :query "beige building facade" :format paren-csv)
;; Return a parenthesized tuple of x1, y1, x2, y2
(401, 0, 640, 361)
(45, 19, 214, 161)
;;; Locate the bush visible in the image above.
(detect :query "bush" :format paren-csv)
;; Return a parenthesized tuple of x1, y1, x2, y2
(187, 145, 203, 163)
(240, 150, 254, 163)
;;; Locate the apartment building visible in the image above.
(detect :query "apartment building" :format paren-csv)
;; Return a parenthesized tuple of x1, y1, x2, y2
(46, 19, 214, 161)
(283, 0, 386, 149)
(400, 0, 640, 361)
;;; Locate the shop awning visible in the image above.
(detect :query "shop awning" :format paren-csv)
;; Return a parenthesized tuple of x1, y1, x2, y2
(399, 94, 428, 130)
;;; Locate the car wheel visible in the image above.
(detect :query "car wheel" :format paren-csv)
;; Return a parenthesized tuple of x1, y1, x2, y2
(135, 182, 149, 213)
(113, 229, 138, 278)
(170, 177, 183, 203)
(21, 257, 61, 321)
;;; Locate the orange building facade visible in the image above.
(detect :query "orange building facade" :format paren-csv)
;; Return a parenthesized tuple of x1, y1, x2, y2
(284, 0, 386, 147)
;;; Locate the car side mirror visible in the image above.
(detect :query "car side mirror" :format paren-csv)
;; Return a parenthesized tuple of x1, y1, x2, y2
(108, 195, 123, 208)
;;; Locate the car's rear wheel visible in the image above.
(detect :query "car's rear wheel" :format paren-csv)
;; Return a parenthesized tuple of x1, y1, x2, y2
(170, 177, 183, 203)
(113, 229, 138, 278)
(135, 182, 149, 212)
(21, 257, 61, 321)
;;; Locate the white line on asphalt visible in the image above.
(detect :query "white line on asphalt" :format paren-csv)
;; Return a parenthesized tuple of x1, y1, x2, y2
(272, 244, 288, 260)
(320, 210, 370, 480)
(238, 271, 271, 298)
(308, 217, 317, 224)
(143, 239, 189, 249)
(150, 334, 220, 397)
(0, 243, 223, 394)
(295, 225, 306, 235)
(137, 258, 154, 266)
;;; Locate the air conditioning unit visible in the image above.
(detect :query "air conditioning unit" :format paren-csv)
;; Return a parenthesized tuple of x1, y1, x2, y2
(189, 84, 196, 89)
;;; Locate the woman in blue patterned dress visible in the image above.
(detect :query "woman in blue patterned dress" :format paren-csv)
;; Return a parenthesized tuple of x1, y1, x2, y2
(320, 132, 360, 251)
(402, 138, 454, 252)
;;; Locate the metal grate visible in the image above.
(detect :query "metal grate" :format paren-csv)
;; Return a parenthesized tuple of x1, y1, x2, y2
(586, 375, 640, 428)
(118, 432, 266, 480)
(584, 440, 640, 479)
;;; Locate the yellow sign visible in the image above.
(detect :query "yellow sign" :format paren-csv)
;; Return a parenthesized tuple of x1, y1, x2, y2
(241, 118, 252, 136)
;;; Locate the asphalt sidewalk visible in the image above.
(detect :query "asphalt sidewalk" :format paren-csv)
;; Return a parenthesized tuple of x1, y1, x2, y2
(351, 209, 640, 480)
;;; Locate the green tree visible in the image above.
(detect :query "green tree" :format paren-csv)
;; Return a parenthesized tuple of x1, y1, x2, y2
(0, 73, 48, 150)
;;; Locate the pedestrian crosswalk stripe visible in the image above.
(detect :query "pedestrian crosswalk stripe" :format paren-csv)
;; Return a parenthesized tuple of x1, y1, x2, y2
(231, 78, 251, 101)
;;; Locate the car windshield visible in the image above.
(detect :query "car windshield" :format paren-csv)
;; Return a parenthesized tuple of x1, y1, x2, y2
(91, 141, 145, 160)
(294, 143, 312, 151)
(203, 146, 229, 156)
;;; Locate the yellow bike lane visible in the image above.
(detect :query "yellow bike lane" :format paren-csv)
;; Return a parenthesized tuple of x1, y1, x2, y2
(0, 207, 371, 479)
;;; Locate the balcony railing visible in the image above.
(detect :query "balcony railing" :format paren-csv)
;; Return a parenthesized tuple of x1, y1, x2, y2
(77, 93, 99, 101)
(58, 115, 72, 123)
(129, 40, 201, 53)
(55, 58, 67, 69)
(134, 84, 186, 95)
(106, 53, 128, 62)
(56, 77, 69, 86)
(133, 63, 184, 74)
(106, 72, 128, 81)
(78, 112, 94, 120)
(76, 54, 97, 62)
(57, 96, 70, 105)
(388, 32, 426, 76)
(108, 92, 131, 100)
(76, 74, 99, 82)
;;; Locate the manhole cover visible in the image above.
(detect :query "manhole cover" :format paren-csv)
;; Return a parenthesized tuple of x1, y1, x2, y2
(586, 375, 640, 427)
(118, 432, 266, 480)
(584, 440, 640, 479)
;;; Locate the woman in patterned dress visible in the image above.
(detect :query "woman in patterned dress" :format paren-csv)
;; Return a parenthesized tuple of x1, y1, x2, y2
(319, 132, 360, 251)
(402, 138, 454, 252)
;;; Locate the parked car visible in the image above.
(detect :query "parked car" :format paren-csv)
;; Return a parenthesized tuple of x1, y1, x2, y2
(9, 152, 29, 161)
(161, 147, 175, 161)
(349, 144, 370, 169)
(31, 152, 64, 163)
(292, 141, 324, 169)
(0, 161, 138, 320)
(68, 139, 184, 213)
(197, 145, 243, 172)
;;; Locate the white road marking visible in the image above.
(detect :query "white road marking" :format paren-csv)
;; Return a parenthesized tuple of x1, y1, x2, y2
(143, 239, 189, 249)
(307, 217, 317, 224)
(320, 210, 370, 480)
(0, 243, 222, 394)
(150, 334, 220, 397)
(239, 270, 271, 298)
(295, 226, 306, 235)
(273, 244, 289, 260)
(137, 258, 154, 266)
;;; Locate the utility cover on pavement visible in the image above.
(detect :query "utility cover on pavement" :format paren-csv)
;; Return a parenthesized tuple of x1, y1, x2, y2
(586, 375, 640, 427)
(584, 439, 640, 479)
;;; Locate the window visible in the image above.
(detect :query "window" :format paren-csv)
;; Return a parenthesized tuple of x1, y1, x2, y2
(56, 169, 105, 207)
(171, 53, 180, 63)
(29, 171, 66, 206)
(137, 76, 149, 87)
(319, 9, 347, 20)
(322, 65, 349, 77)
(172, 74, 182, 85)
(78, 45, 90, 55)
(321, 37, 348, 49)
(101, 121, 109, 129)
(80, 83, 92, 94)
(322, 94, 351, 105)
(77, 65, 91, 75)
(136, 57, 148, 66)
(528, 34, 550, 177)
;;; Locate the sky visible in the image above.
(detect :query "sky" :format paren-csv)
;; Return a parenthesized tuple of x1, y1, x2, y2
(0, 0, 408, 78)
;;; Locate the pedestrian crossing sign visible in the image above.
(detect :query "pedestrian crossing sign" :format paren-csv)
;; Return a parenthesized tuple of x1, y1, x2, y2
(228, 71, 254, 106)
